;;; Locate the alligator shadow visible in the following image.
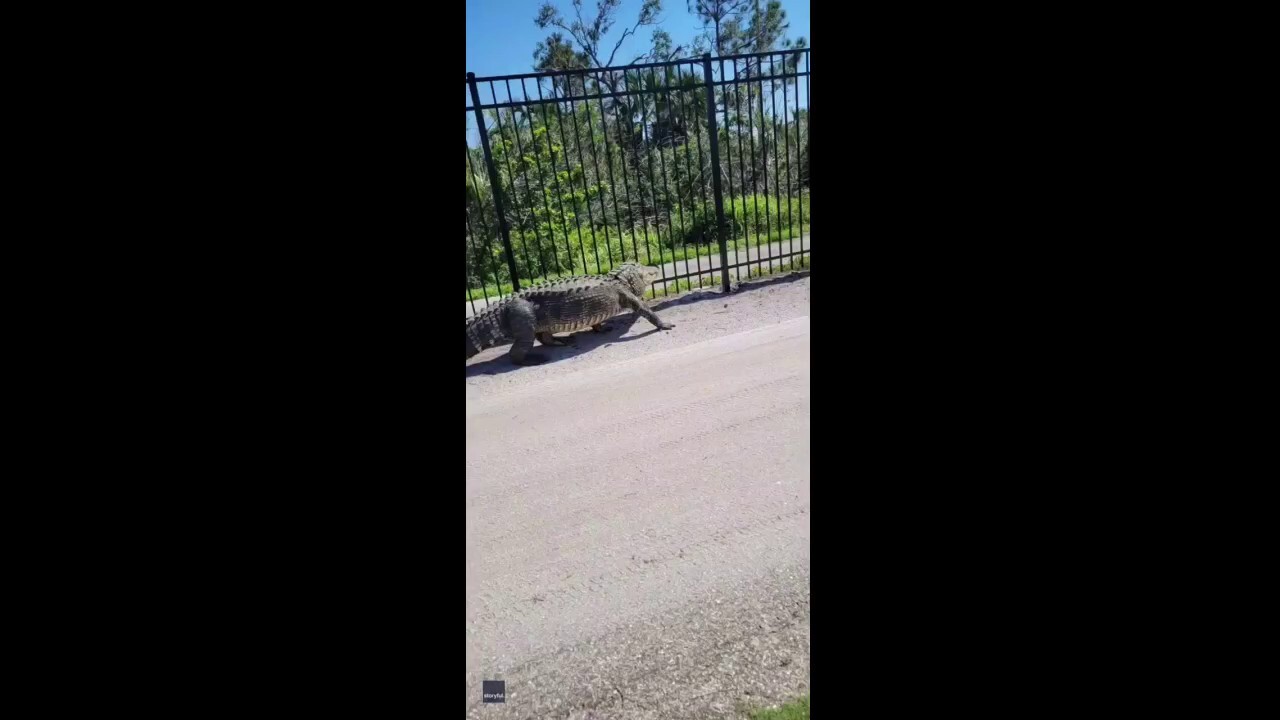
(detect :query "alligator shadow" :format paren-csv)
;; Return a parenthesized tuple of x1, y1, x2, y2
(464, 269, 809, 378)
(465, 312, 659, 378)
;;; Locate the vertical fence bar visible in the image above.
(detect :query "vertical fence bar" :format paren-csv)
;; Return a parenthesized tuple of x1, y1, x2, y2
(781, 54, 794, 267)
(535, 78, 576, 276)
(651, 66, 679, 294)
(466, 142, 504, 304)
(488, 84, 537, 283)
(802, 50, 809, 267)
(522, 78, 566, 277)
(550, 81, 590, 275)
(661, 65, 690, 294)
(768, 55, 784, 272)
(733, 58, 759, 278)
(505, 81, 552, 283)
(718, 57, 742, 284)
(465, 229, 477, 315)
(701, 53, 732, 293)
(634, 70, 669, 294)
(575, 72, 605, 274)
(682, 61, 710, 289)
(747, 59, 768, 271)
(591, 69, 622, 271)
(468, 72, 521, 292)
(672, 64, 703, 289)
(791, 50, 805, 267)
(607, 70, 656, 274)
(605, 70, 641, 268)
(596, 72, 629, 264)
(465, 213, 483, 314)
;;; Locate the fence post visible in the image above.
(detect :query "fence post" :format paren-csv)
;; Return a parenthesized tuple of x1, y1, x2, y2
(467, 72, 521, 293)
(701, 54, 733, 293)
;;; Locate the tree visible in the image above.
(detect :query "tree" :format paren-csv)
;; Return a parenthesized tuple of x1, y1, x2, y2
(688, 0, 805, 73)
(686, 1, 806, 193)
(534, 1, 674, 229)
(535, 0, 664, 77)
(533, 0, 666, 172)
(533, 32, 591, 74)
(647, 28, 696, 62)
(687, 0, 752, 56)
(497, 0, 810, 267)
(533, 32, 592, 96)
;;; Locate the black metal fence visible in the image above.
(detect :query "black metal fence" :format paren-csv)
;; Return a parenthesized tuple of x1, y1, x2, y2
(466, 49, 810, 316)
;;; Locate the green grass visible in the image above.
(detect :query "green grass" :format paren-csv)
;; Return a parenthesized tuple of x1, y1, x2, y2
(465, 194, 809, 301)
(748, 696, 809, 720)
(642, 254, 810, 300)
(467, 235, 810, 303)
(643, 276, 701, 299)
(464, 226, 809, 301)
(465, 252, 808, 307)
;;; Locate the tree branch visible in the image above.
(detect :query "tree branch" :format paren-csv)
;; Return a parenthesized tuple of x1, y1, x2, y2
(606, 26, 636, 66)
(605, 9, 662, 67)
(573, 1, 587, 37)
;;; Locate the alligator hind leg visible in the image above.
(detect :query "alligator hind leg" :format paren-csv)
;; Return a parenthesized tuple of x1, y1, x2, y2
(506, 300, 546, 365)
(536, 332, 570, 347)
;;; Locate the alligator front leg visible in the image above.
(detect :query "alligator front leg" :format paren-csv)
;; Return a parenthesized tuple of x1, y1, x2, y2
(506, 299, 547, 365)
(618, 289, 674, 330)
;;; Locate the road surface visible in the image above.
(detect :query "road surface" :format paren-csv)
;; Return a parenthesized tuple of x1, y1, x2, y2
(465, 234, 811, 318)
(466, 274, 810, 719)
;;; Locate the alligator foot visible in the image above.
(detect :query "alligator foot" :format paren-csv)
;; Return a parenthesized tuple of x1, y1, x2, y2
(536, 332, 570, 347)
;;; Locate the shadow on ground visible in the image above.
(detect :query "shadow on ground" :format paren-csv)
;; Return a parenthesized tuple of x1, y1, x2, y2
(464, 269, 810, 377)
(649, 269, 810, 312)
(465, 314, 653, 378)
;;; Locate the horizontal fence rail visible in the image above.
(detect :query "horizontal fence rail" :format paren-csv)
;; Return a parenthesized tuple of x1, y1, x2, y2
(465, 50, 810, 317)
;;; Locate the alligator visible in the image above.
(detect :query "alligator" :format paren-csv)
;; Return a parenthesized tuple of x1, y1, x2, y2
(466, 263, 675, 365)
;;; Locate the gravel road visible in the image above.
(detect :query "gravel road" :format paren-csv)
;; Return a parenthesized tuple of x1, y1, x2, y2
(466, 273, 810, 719)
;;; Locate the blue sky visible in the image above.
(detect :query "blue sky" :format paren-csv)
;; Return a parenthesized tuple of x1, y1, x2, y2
(466, 0, 810, 78)
(466, 0, 810, 142)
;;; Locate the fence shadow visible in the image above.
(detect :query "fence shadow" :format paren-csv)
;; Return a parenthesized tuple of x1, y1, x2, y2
(650, 268, 811, 312)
